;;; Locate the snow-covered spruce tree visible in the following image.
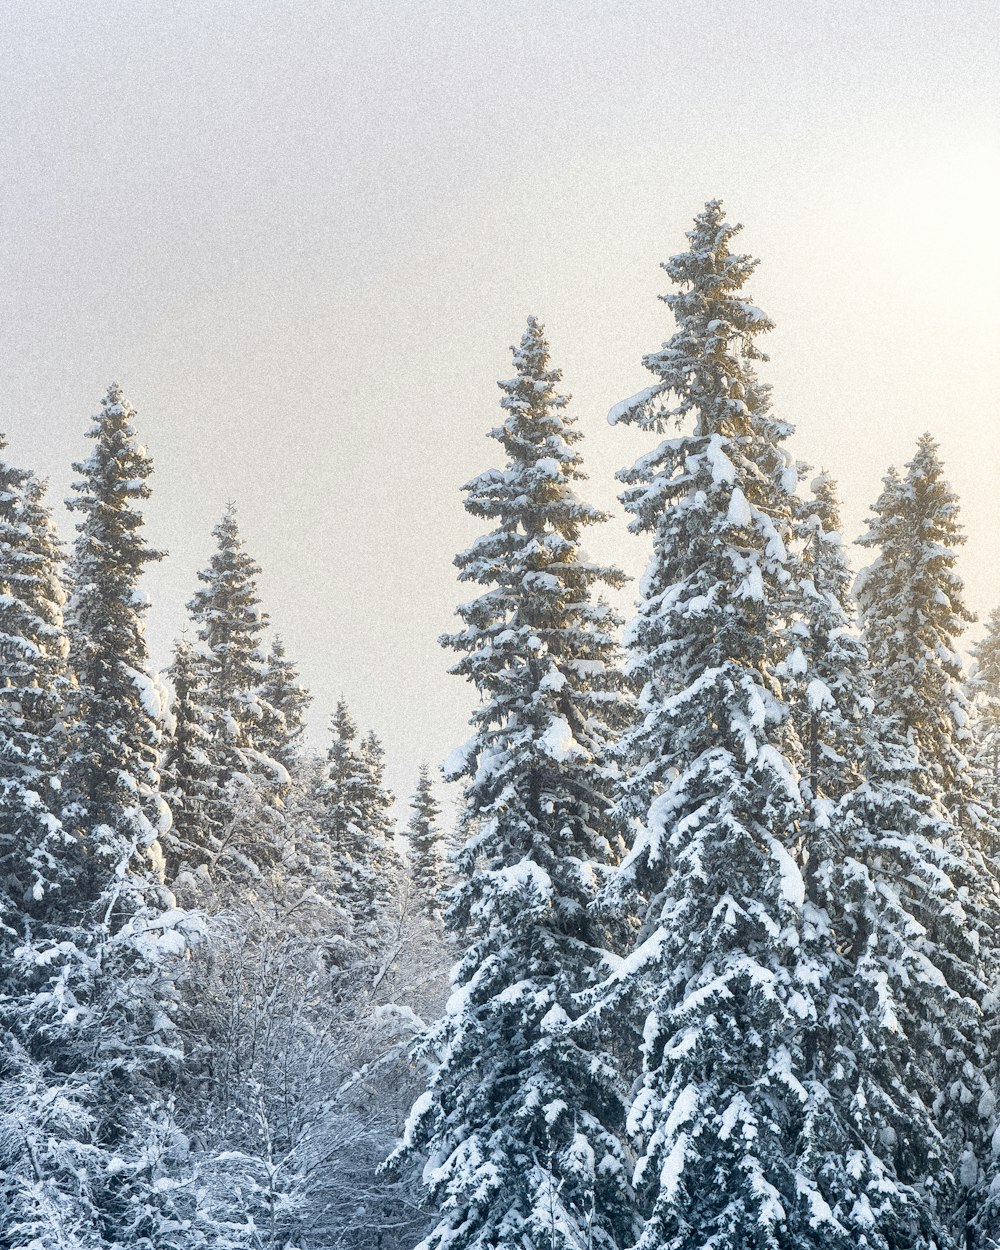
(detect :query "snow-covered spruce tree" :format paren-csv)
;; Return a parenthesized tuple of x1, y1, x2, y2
(0, 451, 70, 932)
(856, 435, 978, 826)
(189, 505, 269, 734)
(785, 473, 979, 1246)
(185, 505, 287, 883)
(969, 607, 1000, 855)
(0, 447, 82, 1247)
(406, 764, 443, 918)
(360, 730, 399, 874)
(312, 701, 400, 957)
(783, 472, 868, 802)
(159, 636, 216, 882)
(7, 383, 199, 1247)
(602, 201, 823, 1248)
(258, 634, 312, 777)
(855, 437, 1000, 1240)
(393, 316, 635, 1250)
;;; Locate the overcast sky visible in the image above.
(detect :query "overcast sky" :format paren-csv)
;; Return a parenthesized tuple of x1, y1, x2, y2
(2, 0, 998, 814)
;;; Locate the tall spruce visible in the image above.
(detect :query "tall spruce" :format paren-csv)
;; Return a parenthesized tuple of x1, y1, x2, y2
(856, 436, 1000, 1241)
(189, 504, 270, 741)
(159, 636, 216, 882)
(258, 634, 312, 776)
(3, 384, 198, 1247)
(63, 383, 175, 918)
(0, 446, 80, 1247)
(406, 765, 443, 918)
(0, 451, 70, 929)
(313, 701, 399, 956)
(185, 506, 286, 882)
(602, 201, 820, 1247)
(788, 474, 977, 1247)
(969, 607, 1000, 856)
(394, 316, 635, 1250)
(856, 435, 978, 824)
(784, 473, 868, 801)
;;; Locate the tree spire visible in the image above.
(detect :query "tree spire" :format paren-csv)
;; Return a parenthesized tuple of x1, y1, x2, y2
(395, 316, 635, 1250)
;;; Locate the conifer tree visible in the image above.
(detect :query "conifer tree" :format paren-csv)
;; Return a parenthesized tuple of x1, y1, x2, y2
(0, 445, 81, 1247)
(189, 504, 270, 751)
(0, 384, 197, 1247)
(856, 435, 978, 822)
(969, 607, 1000, 853)
(359, 729, 398, 872)
(159, 636, 216, 881)
(406, 765, 443, 917)
(185, 506, 287, 882)
(395, 316, 635, 1250)
(783, 472, 868, 802)
(856, 437, 999, 1239)
(258, 634, 312, 775)
(63, 381, 176, 922)
(0, 451, 70, 929)
(603, 202, 818, 1247)
(313, 702, 399, 955)
(787, 474, 977, 1246)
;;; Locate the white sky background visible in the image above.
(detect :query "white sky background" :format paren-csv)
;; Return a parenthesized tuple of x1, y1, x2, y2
(2, 0, 999, 818)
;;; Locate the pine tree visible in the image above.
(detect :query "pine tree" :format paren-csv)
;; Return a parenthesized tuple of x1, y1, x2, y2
(189, 504, 270, 740)
(856, 436, 999, 1242)
(159, 636, 216, 882)
(969, 607, 1000, 856)
(783, 472, 868, 803)
(787, 474, 974, 1246)
(359, 729, 398, 875)
(603, 201, 819, 1248)
(856, 435, 978, 824)
(0, 452, 70, 930)
(185, 506, 287, 883)
(394, 316, 635, 1250)
(258, 634, 312, 776)
(0, 384, 197, 1247)
(406, 765, 443, 917)
(0, 446, 81, 1247)
(63, 381, 175, 925)
(313, 702, 399, 956)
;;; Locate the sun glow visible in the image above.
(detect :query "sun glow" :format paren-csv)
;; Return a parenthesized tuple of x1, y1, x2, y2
(872, 136, 1000, 314)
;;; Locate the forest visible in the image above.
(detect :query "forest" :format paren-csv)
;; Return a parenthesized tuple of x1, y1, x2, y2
(2, 199, 1000, 1250)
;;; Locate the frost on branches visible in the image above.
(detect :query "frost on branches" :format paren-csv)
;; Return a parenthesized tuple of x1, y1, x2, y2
(970, 607, 1000, 851)
(0, 385, 199, 1247)
(603, 200, 824, 1248)
(856, 435, 979, 827)
(406, 764, 444, 919)
(395, 316, 636, 1250)
(180, 505, 290, 887)
(311, 700, 400, 958)
(788, 474, 986, 1247)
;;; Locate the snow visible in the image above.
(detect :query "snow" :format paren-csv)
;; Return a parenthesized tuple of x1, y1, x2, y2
(125, 664, 163, 720)
(539, 665, 567, 693)
(704, 434, 737, 485)
(727, 487, 752, 526)
(657, 1132, 688, 1200)
(664, 1083, 698, 1140)
(490, 859, 552, 900)
(806, 678, 835, 711)
(442, 738, 477, 781)
(538, 715, 585, 762)
(607, 384, 663, 426)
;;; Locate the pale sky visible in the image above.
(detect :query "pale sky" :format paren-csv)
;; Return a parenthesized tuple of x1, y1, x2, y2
(2, 1, 999, 816)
